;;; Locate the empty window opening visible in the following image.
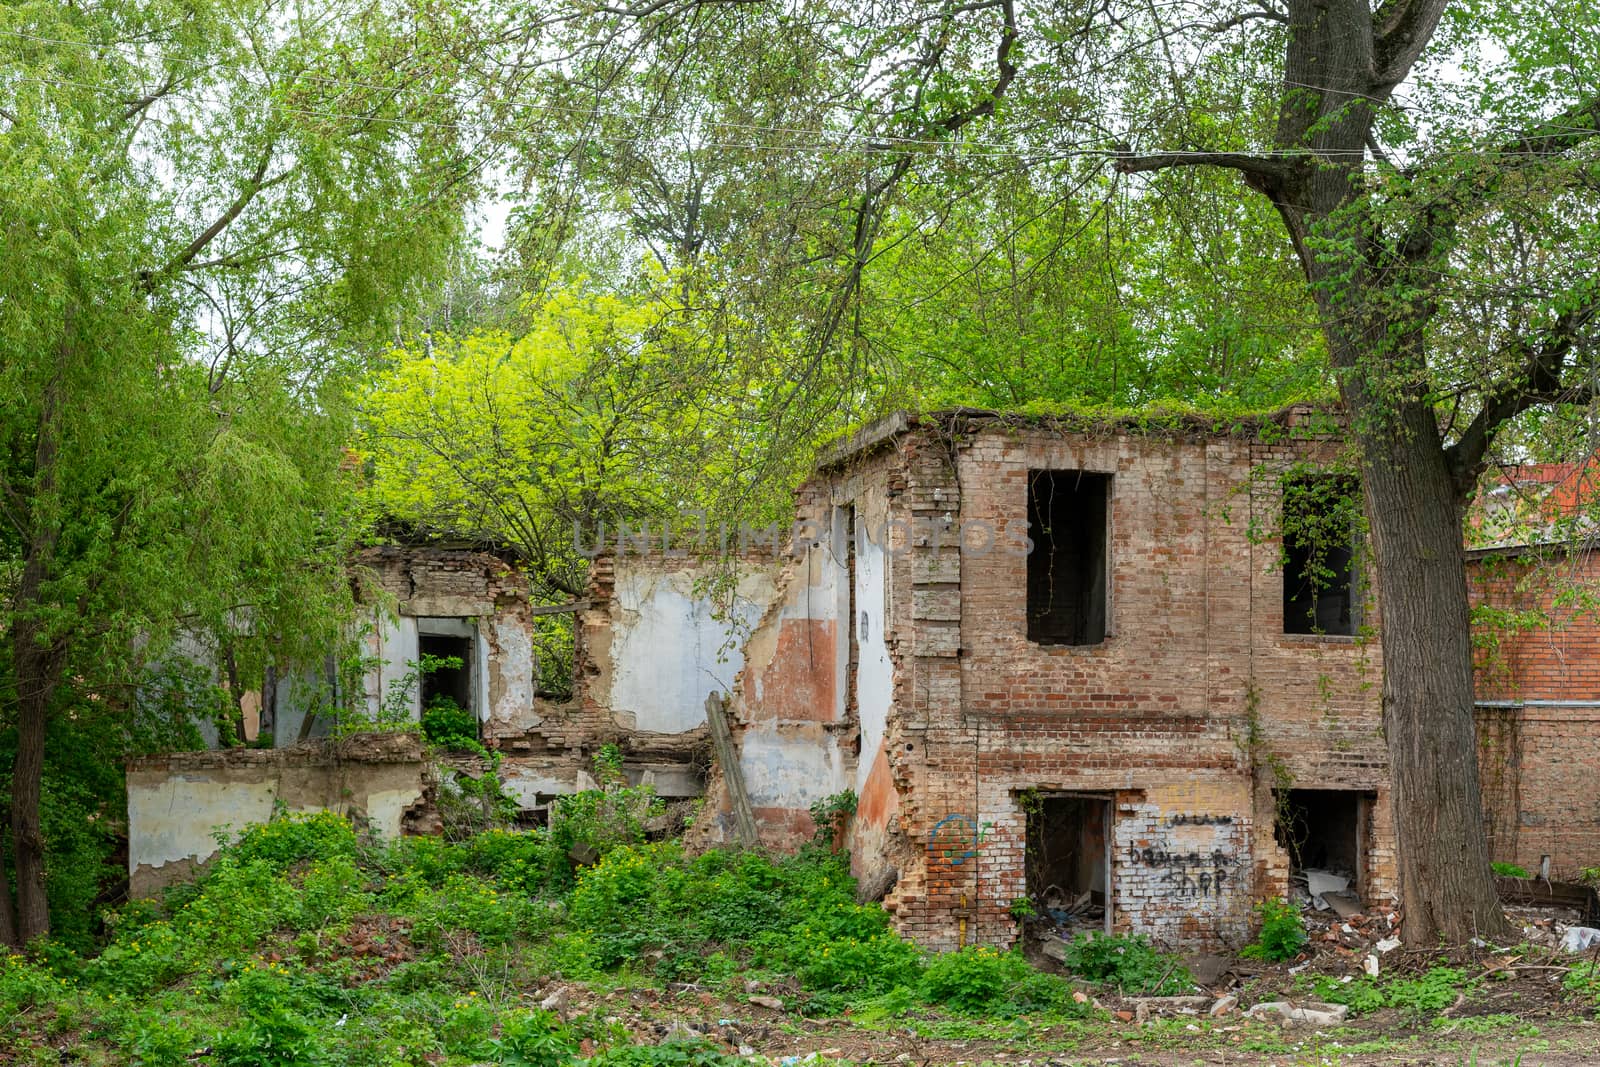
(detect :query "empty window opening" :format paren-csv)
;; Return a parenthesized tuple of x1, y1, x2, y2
(1282, 477, 1360, 635)
(419, 632, 474, 722)
(1276, 789, 1371, 912)
(1027, 471, 1110, 645)
(1025, 793, 1113, 935)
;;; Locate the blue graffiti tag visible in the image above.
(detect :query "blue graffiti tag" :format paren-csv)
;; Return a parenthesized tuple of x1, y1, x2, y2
(929, 813, 980, 866)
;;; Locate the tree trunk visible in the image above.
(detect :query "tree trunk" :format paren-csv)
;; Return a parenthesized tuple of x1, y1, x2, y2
(9, 638, 57, 944)
(8, 313, 73, 946)
(1351, 397, 1512, 942)
(0, 831, 19, 949)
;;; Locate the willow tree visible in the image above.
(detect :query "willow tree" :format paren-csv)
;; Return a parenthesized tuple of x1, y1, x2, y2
(0, 0, 496, 946)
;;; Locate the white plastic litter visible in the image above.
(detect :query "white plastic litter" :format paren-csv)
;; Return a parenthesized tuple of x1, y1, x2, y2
(1559, 926, 1600, 953)
(1304, 869, 1351, 910)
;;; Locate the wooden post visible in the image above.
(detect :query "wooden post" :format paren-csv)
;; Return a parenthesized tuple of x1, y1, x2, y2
(705, 691, 759, 848)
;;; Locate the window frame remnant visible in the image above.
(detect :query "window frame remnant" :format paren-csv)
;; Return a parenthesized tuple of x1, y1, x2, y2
(1026, 469, 1111, 646)
(1281, 475, 1362, 637)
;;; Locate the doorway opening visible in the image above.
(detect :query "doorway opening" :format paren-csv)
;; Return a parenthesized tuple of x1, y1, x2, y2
(419, 629, 476, 743)
(1276, 789, 1371, 911)
(1026, 792, 1113, 935)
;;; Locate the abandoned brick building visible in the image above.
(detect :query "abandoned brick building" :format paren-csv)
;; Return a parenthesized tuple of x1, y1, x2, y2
(688, 407, 1395, 950)
(128, 402, 1600, 945)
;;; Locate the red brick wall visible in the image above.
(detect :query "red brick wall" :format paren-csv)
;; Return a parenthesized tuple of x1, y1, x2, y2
(1469, 548, 1600, 876)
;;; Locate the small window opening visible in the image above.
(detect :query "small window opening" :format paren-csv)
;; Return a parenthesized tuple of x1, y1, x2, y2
(1276, 789, 1371, 912)
(1282, 476, 1360, 635)
(419, 632, 474, 730)
(1025, 793, 1112, 936)
(1027, 471, 1110, 645)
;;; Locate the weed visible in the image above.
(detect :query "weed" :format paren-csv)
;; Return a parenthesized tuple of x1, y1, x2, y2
(1055, 932, 1194, 995)
(1239, 897, 1308, 961)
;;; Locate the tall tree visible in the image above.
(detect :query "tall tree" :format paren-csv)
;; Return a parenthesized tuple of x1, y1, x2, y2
(0, 0, 492, 945)
(1107, 0, 1597, 942)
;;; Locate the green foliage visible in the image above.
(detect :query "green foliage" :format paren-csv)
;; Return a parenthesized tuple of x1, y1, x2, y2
(546, 746, 663, 885)
(224, 811, 360, 870)
(1491, 862, 1531, 878)
(808, 790, 858, 845)
(0, 0, 492, 941)
(491, 1010, 578, 1067)
(1240, 898, 1309, 962)
(1563, 960, 1600, 1004)
(584, 1040, 748, 1067)
(422, 696, 479, 753)
(1055, 932, 1194, 995)
(1313, 965, 1473, 1021)
(919, 946, 1078, 1016)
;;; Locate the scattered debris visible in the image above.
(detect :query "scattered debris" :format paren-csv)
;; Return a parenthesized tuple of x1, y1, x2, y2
(1244, 1000, 1350, 1028)
(1559, 925, 1600, 953)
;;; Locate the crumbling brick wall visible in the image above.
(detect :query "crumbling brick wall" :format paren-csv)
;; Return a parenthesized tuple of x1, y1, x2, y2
(793, 410, 1393, 951)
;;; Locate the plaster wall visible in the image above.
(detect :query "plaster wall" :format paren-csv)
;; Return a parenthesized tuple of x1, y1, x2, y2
(127, 736, 427, 897)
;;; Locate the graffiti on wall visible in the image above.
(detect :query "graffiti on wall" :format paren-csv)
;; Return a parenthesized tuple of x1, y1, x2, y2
(1126, 812, 1244, 899)
(928, 813, 984, 866)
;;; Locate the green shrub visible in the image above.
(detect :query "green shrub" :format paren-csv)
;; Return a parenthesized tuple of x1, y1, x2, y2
(225, 810, 359, 870)
(1239, 898, 1308, 961)
(490, 1010, 577, 1067)
(1491, 861, 1530, 878)
(1057, 932, 1193, 995)
(0, 953, 58, 1017)
(584, 1040, 747, 1067)
(421, 695, 479, 752)
(462, 828, 557, 895)
(921, 945, 1075, 1015)
(547, 746, 663, 885)
(792, 929, 924, 994)
(1313, 964, 1470, 1019)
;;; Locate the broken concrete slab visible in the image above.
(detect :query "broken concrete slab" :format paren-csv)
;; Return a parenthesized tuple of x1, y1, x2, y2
(1244, 1000, 1349, 1028)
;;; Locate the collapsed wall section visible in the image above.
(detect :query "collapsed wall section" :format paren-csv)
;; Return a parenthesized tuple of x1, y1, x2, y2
(126, 733, 429, 897)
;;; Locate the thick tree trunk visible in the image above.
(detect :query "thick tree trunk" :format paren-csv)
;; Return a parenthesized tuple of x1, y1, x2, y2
(9, 639, 56, 944)
(1353, 397, 1513, 943)
(0, 833, 18, 948)
(9, 318, 72, 946)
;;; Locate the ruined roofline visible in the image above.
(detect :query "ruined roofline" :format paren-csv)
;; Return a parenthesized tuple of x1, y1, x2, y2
(361, 517, 524, 564)
(816, 401, 1346, 470)
(1465, 537, 1600, 562)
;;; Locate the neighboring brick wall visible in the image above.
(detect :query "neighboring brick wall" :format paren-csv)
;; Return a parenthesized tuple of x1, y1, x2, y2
(812, 412, 1393, 951)
(1468, 548, 1600, 701)
(1466, 548, 1600, 876)
(1468, 546, 1600, 875)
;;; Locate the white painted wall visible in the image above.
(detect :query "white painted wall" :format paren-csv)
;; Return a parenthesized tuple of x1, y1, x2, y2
(371, 612, 421, 721)
(608, 567, 774, 733)
(854, 513, 895, 794)
(741, 721, 847, 809)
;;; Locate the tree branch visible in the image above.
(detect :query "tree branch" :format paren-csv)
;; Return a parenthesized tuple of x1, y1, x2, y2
(122, 77, 176, 121)
(1372, 0, 1448, 88)
(1207, 1, 1288, 33)
(1113, 149, 1299, 185)
(148, 147, 292, 286)
(1446, 294, 1600, 495)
